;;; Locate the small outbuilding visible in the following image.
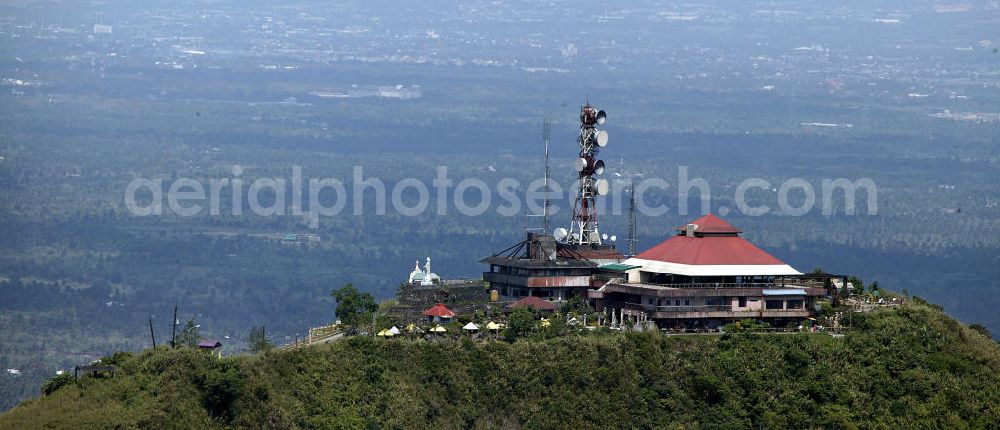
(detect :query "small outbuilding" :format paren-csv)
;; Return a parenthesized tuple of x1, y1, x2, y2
(423, 303, 456, 323)
(197, 340, 223, 358)
(508, 296, 558, 312)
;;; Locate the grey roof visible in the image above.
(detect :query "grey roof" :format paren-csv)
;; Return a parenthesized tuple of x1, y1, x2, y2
(480, 255, 596, 269)
(197, 339, 222, 348)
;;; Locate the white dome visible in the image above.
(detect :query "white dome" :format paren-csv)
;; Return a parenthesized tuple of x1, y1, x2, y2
(408, 260, 425, 283)
(408, 270, 425, 283)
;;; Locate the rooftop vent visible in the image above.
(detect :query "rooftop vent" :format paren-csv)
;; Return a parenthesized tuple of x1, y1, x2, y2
(685, 223, 698, 237)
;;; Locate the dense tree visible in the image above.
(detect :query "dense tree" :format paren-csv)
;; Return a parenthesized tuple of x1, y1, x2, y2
(503, 306, 536, 342)
(331, 284, 377, 330)
(4, 303, 999, 429)
(560, 295, 595, 319)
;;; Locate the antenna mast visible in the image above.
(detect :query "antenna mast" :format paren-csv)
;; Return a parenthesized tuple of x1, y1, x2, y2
(566, 101, 610, 245)
(542, 118, 551, 234)
(627, 178, 638, 257)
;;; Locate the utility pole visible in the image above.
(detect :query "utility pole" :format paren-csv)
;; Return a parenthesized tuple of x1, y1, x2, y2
(149, 318, 157, 349)
(627, 178, 638, 257)
(170, 305, 177, 348)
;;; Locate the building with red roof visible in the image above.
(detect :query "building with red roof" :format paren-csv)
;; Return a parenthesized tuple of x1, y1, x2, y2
(590, 214, 833, 330)
(507, 296, 558, 312)
(621, 214, 801, 282)
(422, 303, 456, 322)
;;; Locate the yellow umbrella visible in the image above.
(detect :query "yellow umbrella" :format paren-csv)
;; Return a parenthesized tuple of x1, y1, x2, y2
(406, 323, 420, 333)
(486, 321, 501, 331)
(430, 325, 447, 333)
(376, 329, 391, 337)
(540, 318, 551, 328)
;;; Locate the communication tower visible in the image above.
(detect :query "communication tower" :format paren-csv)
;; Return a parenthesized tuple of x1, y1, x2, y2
(559, 102, 609, 245)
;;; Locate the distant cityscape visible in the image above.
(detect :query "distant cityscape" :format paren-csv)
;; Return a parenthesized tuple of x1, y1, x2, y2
(2, 1, 998, 123)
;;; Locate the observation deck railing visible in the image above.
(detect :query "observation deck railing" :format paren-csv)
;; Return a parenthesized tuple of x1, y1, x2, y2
(593, 276, 809, 290)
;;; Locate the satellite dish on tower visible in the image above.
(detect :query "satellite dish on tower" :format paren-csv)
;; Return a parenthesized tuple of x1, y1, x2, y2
(602, 233, 609, 240)
(593, 159, 605, 175)
(574, 157, 588, 172)
(596, 110, 607, 125)
(610, 235, 617, 242)
(553, 228, 568, 241)
(594, 130, 609, 147)
(594, 178, 610, 195)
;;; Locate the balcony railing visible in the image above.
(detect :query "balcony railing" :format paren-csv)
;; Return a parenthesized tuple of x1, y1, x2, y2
(596, 278, 814, 290)
(622, 302, 732, 312)
(622, 302, 807, 313)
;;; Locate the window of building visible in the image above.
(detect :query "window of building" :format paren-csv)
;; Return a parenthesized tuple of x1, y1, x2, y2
(684, 299, 690, 306)
(675, 299, 682, 306)
(786, 299, 803, 309)
(738, 297, 747, 307)
(765, 300, 784, 310)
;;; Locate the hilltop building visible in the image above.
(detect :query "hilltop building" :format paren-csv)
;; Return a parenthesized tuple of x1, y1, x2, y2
(390, 256, 490, 321)
(473, 102, 835, 329)
(477, 214, 838, 329)
(477, 101, 628, 305)
(408, 258, 441, 286)
(616, 214, 800, 284)
(481, 232, 622, 301)
(197, 340, 223, 358)
(589, 214, 833, 329)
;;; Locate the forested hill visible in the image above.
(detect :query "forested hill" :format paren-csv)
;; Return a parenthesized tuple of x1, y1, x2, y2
(2, 303, 998, 429)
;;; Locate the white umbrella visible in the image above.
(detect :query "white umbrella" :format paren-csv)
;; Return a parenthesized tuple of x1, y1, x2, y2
(462, 322, 479, 331)
(389, 326, 401, 335)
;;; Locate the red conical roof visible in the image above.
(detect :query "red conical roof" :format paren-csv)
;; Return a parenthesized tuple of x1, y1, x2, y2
(629, 214, 786, 266)
(422, 303, 456, 318)
(635, 235, 786, 266)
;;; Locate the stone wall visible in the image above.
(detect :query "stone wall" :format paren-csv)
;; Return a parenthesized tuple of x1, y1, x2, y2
(390, 279, 507, 321)
(396, 280, 490, 307)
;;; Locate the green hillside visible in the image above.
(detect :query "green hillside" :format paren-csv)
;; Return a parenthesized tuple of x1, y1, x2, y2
(2, 303, 998, 429)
